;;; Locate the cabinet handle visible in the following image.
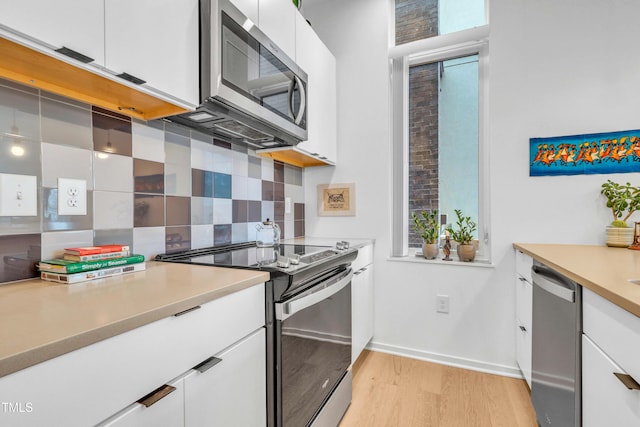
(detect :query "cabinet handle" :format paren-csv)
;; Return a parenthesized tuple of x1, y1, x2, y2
(137, 384, 176, 408)
(519, 325, 527, 332)
(55, 46, 94, 64)
(193, 356, 223, 373)
(117, 72, 147, 85)
(173, 305, 201, 317)
(613, 373, 640, 390)
(518, 277, 527, 282)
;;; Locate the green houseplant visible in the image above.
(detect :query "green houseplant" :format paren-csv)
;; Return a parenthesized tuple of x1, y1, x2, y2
(600, 180, 640, 247)
(412, 210, 440, 259)
(446, 209, 478, 262)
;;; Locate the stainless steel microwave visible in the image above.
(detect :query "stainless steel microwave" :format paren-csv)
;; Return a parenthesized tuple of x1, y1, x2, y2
(168, 0, 308, 148)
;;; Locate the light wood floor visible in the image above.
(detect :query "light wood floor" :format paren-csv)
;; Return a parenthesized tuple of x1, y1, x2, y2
(339, 351, 537, 427)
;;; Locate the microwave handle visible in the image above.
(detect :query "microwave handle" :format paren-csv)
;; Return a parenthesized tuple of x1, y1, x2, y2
(287, 79, 295, 120)
(294, 75, 306, 125)
(275, 269, 353, 321)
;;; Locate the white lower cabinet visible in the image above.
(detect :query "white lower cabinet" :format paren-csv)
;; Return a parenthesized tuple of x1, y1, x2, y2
(352, 243, 374, 363)
(514, 250, 533, 388)
(582, 334, 640, 426)
(184, 328, 266, 427)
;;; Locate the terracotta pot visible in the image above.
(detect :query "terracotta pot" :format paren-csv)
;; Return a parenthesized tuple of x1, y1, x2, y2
(422, 242, 439, 260)
(456, 244, 476, 262)
(606, 226, 634, 248)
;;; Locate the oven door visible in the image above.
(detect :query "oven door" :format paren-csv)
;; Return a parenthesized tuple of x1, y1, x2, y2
(275, 268, 353, 427)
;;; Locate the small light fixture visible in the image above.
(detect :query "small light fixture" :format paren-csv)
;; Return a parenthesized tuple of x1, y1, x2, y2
(10, 143, 25, 157)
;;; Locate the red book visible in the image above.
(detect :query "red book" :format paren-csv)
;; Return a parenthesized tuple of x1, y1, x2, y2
(64, 244, 130, 256)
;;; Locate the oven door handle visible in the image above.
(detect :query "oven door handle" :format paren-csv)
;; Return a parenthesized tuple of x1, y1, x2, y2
(276, 269, 353, 321)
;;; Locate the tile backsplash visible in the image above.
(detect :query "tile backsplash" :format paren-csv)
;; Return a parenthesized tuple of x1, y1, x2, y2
(0, 78, 305, 284)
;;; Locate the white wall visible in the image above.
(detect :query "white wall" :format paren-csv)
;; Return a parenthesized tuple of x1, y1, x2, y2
(302, 0, 640, 376)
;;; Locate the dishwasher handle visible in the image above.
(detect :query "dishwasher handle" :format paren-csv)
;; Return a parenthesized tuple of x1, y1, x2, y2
(531, 265, 576, 302)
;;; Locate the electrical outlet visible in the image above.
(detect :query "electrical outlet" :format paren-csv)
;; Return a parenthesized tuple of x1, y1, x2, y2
(285, 197, 292, 214)
(58, 178, 87, 215)
(0, 173, 37, 216)
(436, 295, 450, 314)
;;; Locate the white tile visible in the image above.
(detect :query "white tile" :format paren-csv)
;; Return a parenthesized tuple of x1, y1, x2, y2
(285, 183, 304, 203)
(165, 137, 191, 197)
(232, 223, 248, 243)
(285, 219, 295, 240)
(232, 175, 248, 200)
(94, 153, 133, 192)
(261, 157, 274, 181)
(41, 143, 93, 189)
(41, 230, 94, 260)
(133, 226, 166, 260)
(132, 122, 165, 162)
(192, 197, 214, 225)
(191, 224, 214, 249)
(247, 177, 262, 201)
(94, 191, 133, 230)
(232, 150, 249, 177)
(247, 222, 260, 242)
(212, 145, 233, 174)
(191, 139, 215, 171)
(213, 198, 232, 224)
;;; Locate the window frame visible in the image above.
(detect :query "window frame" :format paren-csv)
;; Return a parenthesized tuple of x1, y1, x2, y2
(389, 27, 490, 262)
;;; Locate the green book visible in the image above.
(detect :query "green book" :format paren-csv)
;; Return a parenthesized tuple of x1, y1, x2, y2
(38, 254, 145, 274)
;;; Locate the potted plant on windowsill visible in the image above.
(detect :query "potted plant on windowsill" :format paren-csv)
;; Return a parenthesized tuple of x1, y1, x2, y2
(600, 180, 640, 247)
(412, 210, 440, 260)
(446, 209, 477, 262)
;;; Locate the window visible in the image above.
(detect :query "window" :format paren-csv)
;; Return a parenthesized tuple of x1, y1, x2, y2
(390, 0, 489, 260)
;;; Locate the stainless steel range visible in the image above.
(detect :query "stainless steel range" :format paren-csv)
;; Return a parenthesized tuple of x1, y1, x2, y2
(156, 242, 357, 427)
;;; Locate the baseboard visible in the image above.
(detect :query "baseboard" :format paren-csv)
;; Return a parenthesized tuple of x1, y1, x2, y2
(367, 341, 524, 379)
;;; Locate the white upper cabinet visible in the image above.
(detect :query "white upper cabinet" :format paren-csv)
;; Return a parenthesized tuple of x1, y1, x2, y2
(231, 0, 259, 24)
(258, 0, 296, 60)
(0, 0, 105, 65)
(295, 12, 337, 163)
(104, 0, 200, 106)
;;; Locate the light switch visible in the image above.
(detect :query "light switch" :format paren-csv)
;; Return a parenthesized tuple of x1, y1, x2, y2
(285, 197, 292, 214)
(58, 178, 87, 215)
(0, 173, 38, 216)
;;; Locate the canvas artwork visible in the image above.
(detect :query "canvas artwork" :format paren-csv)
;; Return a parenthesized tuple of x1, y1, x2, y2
(317, 183, 356, 216)
(530, 129, 640, 176)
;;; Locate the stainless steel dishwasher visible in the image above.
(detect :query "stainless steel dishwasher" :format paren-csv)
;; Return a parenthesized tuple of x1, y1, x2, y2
(531, 262, 582, 427)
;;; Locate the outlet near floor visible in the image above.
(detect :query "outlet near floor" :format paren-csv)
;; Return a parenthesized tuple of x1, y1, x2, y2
(58, 178, 87, 215)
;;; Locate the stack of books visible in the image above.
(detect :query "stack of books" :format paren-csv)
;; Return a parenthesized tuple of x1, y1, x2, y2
(38, 244, 145, 284)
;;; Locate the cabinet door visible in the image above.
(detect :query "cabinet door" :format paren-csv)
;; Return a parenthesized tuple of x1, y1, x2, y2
(295, 13, 337, 163)
(104, 0, 199, 106)
(97, 378, 185, 427)
(231, 0, 259, 24)
(0, 0, 105, 65)
(184, 328, 266, 427)
(352, 265, 374, 363)
(582, 334, 640, 426)
(258, 0, 296, 59)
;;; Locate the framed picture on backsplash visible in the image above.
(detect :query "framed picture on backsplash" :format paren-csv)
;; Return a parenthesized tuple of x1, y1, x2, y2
(317, 183, 356, 216)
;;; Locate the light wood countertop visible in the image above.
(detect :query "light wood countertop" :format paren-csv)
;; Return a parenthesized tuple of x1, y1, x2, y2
(514, 243, 640, 317)
(0, 262, 269, 378)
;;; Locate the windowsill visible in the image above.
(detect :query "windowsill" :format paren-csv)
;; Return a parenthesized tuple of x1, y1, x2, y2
(387, 249, 494, 268)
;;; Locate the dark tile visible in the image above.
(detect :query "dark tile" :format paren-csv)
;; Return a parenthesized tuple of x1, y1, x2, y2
(166, 226, 191, 253)
(248, 200, 262, 223)
(214, 139, 231, 150)
(134, 159, 164, 194)
(41, 97, 92, 150)
(165, 122, 191, 138)
(0, 234, 40, 283)
(231, 143, 247, 153)
(214, 224, 232, 245)
(94, 229, 134, 250)
(166, 196, 191, 226)
(43, 188, 94, 231)
(92, 110, 132, 156)
(274, 202, 285, 221)
(294, 220, 305, 238)
(0, 77, 38, 95)
(192, 169, 214, 198)
(192, 130, 213, 145)
(274, 182, 285, 202)
(248, 156, 262, 179)
(276, 221, 285, 239)
(214, 172, 232, 199)
(232, 200, 248, 223)
(134, 194, 165, 227)
(92, 106, 130, 121)
(0, 84, 41, 176)
(274, 161, 285, 183)
(294, 203, 305, 221)
(262, 180, 274, 201)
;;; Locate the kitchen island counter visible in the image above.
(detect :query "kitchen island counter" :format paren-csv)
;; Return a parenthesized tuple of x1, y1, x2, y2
(0, 262, 269, 378)
(514, 243, 640, 317)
